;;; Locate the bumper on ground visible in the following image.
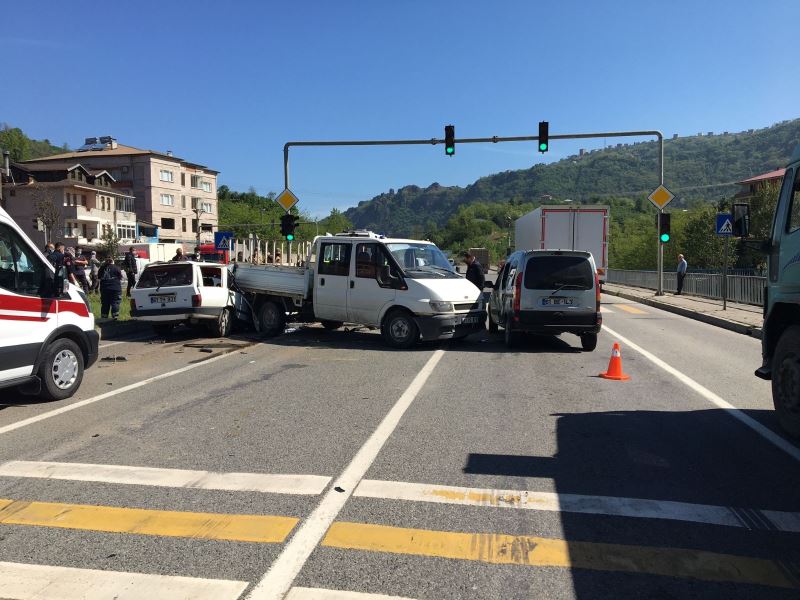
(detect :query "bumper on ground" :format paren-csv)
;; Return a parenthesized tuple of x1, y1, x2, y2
(415, 311, 487, 341)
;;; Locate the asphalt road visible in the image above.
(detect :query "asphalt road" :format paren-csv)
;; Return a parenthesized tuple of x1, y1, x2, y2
(0, 297, 797, 599)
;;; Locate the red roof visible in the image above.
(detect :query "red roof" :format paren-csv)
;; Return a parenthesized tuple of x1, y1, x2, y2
(737, 168, 786, 185)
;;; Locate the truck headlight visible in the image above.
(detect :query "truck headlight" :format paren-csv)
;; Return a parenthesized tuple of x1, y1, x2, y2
(429, 300, 453, 313)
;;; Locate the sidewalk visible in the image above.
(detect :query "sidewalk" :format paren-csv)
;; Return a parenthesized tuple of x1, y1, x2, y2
(602, 283, 763, 339)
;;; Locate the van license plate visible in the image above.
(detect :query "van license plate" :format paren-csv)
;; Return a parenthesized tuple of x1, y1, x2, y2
(461, 315, 480, 325)
(151, 295, 176, 304)
(542, 297, 574, 306)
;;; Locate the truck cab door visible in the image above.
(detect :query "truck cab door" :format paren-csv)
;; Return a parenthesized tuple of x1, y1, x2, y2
(314, 241, 352, 322)
(348, 243, 397, 325)
(772, 167, 800, 297)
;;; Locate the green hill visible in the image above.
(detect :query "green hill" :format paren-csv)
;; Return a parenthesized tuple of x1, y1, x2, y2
(344, 119, 800, 236)
(0, 124, 69, 161)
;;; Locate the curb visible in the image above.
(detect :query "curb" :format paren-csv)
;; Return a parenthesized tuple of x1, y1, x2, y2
(603, 287, 763, 340)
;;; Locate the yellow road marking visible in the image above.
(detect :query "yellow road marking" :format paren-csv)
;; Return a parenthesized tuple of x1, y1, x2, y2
(0, 498, 297, 543)
(617, 304, 648, 315)
(322, 522, 795, 590)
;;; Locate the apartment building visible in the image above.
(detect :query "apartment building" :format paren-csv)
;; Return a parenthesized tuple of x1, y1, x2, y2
(0, 160, 137, 248)
(18, 136, 219, 245)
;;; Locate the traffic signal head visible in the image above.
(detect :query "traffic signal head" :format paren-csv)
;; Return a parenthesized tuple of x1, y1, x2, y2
(538, 121, 549, 153)
(444, 125, 455, 156)
(280, 213, 299, 241)
(658, 212, 671, 243)
(732, 203, 751, 237)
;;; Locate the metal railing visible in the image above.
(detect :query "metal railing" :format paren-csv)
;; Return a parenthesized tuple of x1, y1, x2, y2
(606, 269, 765, 307)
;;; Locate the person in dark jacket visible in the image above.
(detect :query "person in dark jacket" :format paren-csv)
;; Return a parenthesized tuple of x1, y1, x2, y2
(123, 247, 138, 297)
(172, 248, 188, 261)
(462, 251, 485, 291)
(49, 242, 65, 270)
(98, 258, 123, 319)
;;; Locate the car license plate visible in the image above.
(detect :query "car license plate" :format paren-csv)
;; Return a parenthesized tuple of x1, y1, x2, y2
(461, 315, 480, 325)
(542, 297, 574, 306)
(150, 295, 176, 304)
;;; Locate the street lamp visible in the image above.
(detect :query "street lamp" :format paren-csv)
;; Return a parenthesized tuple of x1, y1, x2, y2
(192, 206, 206, 251)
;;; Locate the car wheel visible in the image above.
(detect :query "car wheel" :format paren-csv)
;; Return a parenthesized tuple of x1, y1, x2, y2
(152, 323, 174, 336)
(488, 311, 498, 333)
(37, 338, 84, 401)
(382, 310, 419, 349)
(321, 320, 344, 331)
(580, 333, 598, 352)
(504, 316, 520, 348)
(772, 326, 800, 438)
(259, 300, 286, 338)
(210, 308, 233, 338)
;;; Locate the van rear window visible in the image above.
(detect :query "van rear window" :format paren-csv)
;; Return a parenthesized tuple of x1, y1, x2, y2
(524, 256, 593, 290)
(136, 264, 193, 288)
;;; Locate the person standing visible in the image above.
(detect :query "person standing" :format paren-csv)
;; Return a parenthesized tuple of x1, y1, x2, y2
(43, 243, 55, 262)
(72, 247, 90, 293)
(98, 258, 123, 319)
(48, 242, 65, 269)
(123, 247, 138, 297)
(88, 251, 101, 293)
(62, 247, 78, 287)
(676, 254, 688, 295)
(462, 251, 486, 291)
(172, 248, 188, 261)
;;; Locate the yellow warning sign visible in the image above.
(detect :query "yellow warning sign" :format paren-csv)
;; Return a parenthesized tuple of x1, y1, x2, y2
(647, 185, 674, 210)
(276, 188, 299, 212)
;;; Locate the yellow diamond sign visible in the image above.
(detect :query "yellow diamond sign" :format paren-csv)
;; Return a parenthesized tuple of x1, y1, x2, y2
(647, 185, 674, 209)
(276, 188, 299, 212)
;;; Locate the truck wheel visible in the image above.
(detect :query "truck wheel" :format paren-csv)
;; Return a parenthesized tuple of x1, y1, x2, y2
(488, 311, 498, 333)
(504, 316, 520, 348)
(37, 338, 84, 401)
(580, 333, 598, 351)
(382, 310, 419, 349)
(772, 326, 800, 438)
(152, 323, 174, 336)
(209, 308, 233, 338)
(321, 320, 343, 331)
(259, 301, 286, 338)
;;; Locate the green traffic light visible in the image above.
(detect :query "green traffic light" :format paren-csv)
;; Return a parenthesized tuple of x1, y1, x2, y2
(539, 143, 548, 152)
(286, 234, 295, 241)
(446, 146, 454, 155)
(660, 233, 670, 243)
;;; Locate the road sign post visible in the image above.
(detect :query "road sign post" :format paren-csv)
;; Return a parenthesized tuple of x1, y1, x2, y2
(715, 213, 734, 310)
(648, 185, 674, 296)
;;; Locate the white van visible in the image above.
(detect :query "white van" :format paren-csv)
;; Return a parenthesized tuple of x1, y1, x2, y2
(0, 207, 99, 399)
(488, 249, 601, 350)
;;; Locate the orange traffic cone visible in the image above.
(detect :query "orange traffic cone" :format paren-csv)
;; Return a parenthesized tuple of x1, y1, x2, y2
(599, 342, 631, 381)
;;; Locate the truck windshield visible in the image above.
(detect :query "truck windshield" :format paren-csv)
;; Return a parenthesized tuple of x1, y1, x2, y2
(385, 243, 458, 278)
(137, 264, 193, 288)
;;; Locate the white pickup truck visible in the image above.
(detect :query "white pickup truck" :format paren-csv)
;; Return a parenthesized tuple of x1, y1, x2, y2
(233, 231, 487, 348)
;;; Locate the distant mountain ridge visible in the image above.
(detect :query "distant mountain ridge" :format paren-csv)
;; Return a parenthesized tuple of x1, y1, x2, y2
(344, 119, 800, 236)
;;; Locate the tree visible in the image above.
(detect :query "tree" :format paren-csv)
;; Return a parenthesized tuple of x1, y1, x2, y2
(98, 229, 121, 259)
(319, 208, 352, 235)
(32, 184, 62, 245)
(681, 205, 737, 269)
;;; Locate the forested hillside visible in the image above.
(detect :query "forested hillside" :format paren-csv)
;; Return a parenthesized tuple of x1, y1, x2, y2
(345, 119, 800, 236)
(0, 124, 68, 161)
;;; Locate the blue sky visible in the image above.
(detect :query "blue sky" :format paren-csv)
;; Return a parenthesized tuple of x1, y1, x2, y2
(2, 0, 799, 217)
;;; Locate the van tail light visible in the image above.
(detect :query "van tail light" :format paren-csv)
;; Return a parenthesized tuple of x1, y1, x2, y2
(513, 272, 522, 321)
(192, 294, 202, 307)
(595, 272, 602, 325)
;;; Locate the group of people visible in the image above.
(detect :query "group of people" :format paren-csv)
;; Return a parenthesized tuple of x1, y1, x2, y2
(42, 243, 140, 320)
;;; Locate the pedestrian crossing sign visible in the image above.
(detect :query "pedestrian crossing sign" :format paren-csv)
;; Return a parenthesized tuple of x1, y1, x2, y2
(716, 214, 733, 236)
(214, 231, 234, 250)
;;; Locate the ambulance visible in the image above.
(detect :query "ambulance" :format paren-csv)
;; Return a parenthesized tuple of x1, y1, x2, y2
(0, 206, 99, 400)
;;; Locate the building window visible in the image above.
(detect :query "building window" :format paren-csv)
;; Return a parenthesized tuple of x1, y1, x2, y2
(201, 181, 212, 193)
(202, 202, 213, 214)
(181, 173, 185, 186)
(81, 194, 87, 207)
(182, 218, 187, 232)
(116, 224, 136, 240)
(118, 197, 135, 213)
(191, 219, 197, 233)
(191, 197, 200, 209)
(160, 169, 174, 182)
(181, 195, 186, 209)
(161, 218, 175, 230)
(122, 166, 129, 174)
(160, 193, 174, 206)
(191, 175, 202, 189)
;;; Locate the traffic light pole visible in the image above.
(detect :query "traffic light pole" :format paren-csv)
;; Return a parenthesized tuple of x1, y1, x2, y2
(657, 209, 664, 296)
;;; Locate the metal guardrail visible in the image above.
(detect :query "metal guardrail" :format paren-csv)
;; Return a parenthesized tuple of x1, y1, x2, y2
(606, 269, 765, 307)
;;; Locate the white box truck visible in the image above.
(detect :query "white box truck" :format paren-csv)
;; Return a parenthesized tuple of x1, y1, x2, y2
(515, 205, 609, 282)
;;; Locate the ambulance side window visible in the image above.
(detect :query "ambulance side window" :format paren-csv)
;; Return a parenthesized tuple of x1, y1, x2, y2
(0, 224, 49, 297)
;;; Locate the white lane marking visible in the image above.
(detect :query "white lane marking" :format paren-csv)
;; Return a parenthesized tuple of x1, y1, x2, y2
(602, 325, 800, 463)
(287, 588, 417, 600)
(247, 350, 446, 600)
(99, 334, 154, 349)
(354, 480, 798, 533)
(0, 344, 254, 438)
(0, 461, 330, 496)
(600, 306, 614, 313)
(0, 561, 248, 600)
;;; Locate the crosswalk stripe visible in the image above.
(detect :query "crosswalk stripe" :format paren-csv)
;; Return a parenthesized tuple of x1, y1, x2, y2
(353, 480, 796, 532)
(322, 521, 795, 590)
(616, 304, 648, 314)
(0, 561, 248, 599)
(287, 588, 417, 599)
(0, 460, 330, 496)
(600, 306, 614, 313)
(0, 497, 298, 543)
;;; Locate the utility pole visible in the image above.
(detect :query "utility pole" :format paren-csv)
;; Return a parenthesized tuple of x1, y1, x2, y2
(192, 206, 206, 253)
